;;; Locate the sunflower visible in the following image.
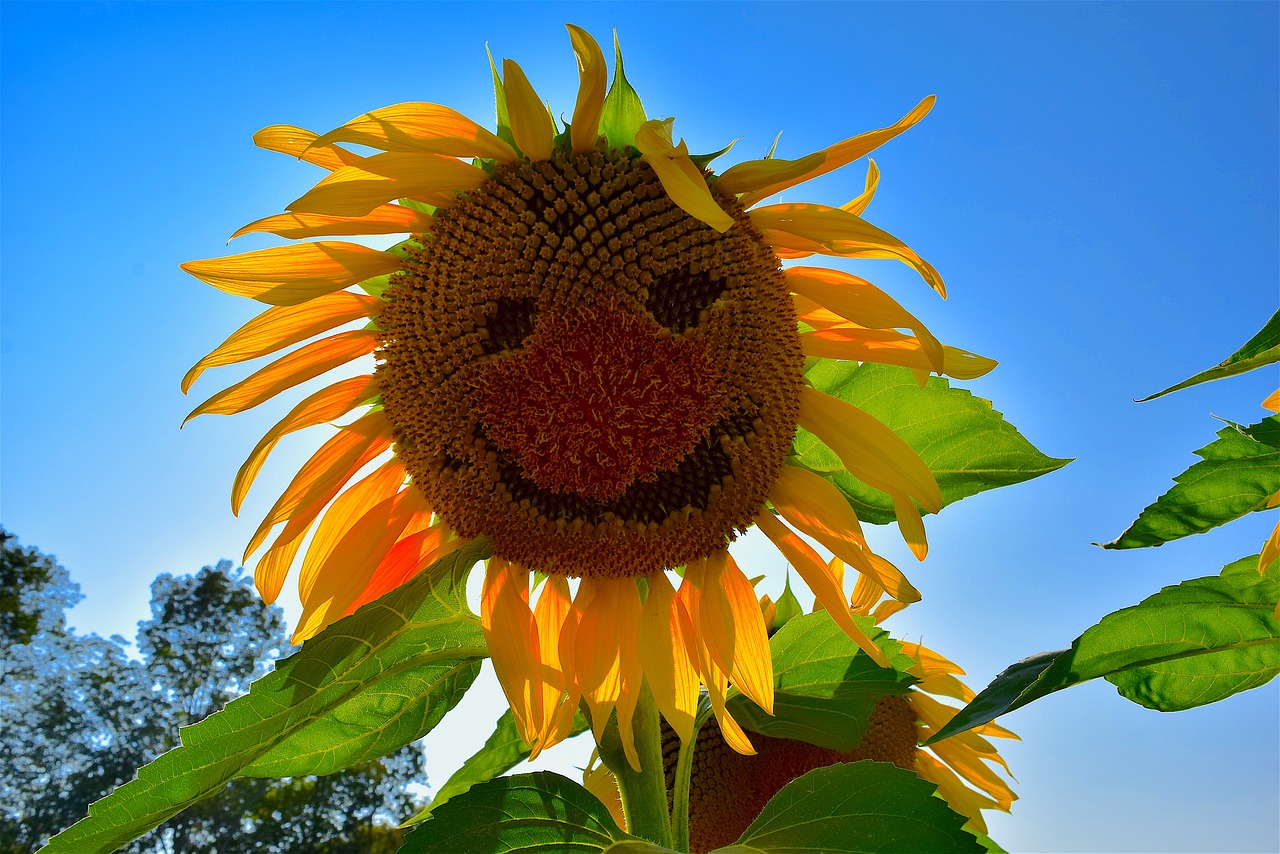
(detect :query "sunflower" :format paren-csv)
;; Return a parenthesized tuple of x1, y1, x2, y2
(181, 25, 994, 768)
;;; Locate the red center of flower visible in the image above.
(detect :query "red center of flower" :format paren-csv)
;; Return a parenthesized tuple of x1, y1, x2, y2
(476, 304, 723, 501)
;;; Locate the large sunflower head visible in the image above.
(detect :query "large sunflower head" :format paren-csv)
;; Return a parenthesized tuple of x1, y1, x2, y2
(182, 26, 995, 766)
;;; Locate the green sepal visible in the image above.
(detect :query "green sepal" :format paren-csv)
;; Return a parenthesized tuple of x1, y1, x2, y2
(689, 138, 737, 170)
(1139, 309, 1280, 401)
(771, 573, 805, 630)
(794, 362, 1070, 525)
(1103, 415, 1280, 549)
(43, 539, 492, 853)
(399, 196, 436, 216)
(599, 30, 647, 149)
(727, 610, 917, 751)
(403, 707, 589, 825)
(926, 552, 1280, 743)
(716, 761, 983, 853)
(486, 44, 516, 149)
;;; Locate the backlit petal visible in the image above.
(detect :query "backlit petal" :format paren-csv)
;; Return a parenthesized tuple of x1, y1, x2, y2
(634, 119, 735, 233)
(343, 521, 458, 618)
(638, 571, 699, 742)
(566, 25, 607, 152)
(841, 158, 881, 216)
(288, 152, 486, 218)
(253, 124, 362, 171)
(503, 59, 554, 161)
(182, 242, 401, 306)
(308, 102, 516, 162)
(231, 204, 434, 241)
(482, 559, 542, 745)
(801, 328, 995, 381)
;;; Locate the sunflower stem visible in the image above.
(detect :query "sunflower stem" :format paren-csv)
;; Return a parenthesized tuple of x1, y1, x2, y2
(598, 682, 673, 848)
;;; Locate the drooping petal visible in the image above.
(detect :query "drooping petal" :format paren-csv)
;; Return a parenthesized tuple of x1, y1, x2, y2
(732, 96, 935, 208)
(530, 575, 574, 758)
(253, 124, 362, 171)
(482, 560, 543, 746)
(566, 25, 607, 152)
(638, 571, 700, 742)
(182, 242, 401, 306)
(688, 553, 774, 715)
(768, 464, 921, 603)
(502, 58, 555, 162)
(754, 509, 891, 668)
(914, 753, 1000, 833)
(575, 577, 644, 770)
(841, 158, 881, 216)
(343, 520, 459, 618)
(893, 494, 929, 561)
(183, 330, 378, 424)
(798, 385, 942, 513)
(930, 738, 1017, 809)
(307, 102, 516, 162)
(800, 328, 996, 381)
(182, 291, 381, 394)
(634, 119, 735, 233)
(676, 575, 756, 756)
(288, 152, 486, 218)
(230, 204, 434, 241)
(751, 203, 945, 297)
(232, 375, 379, 514)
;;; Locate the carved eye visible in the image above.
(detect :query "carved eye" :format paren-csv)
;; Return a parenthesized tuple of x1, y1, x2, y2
(481, 297, 537, 354)
(646, 267, 725, 333)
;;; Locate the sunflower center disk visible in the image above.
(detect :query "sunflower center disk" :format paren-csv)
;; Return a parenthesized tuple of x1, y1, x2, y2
(476, 304, 723, 501)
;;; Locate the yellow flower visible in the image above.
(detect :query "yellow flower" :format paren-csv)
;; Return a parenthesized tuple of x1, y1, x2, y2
(181, 26, 994, 766)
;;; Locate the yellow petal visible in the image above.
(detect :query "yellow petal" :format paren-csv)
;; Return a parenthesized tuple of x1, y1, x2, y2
(183, 330, 378, 424)
(253, 124, 362, 171)
(230, 204, 434, 241)
(754, 509, 892, 668)
(801, 328, 996, 382)
(751, 203, 945, 297)
(182, 242, 401, 306)
(1263, 388, 1280, 413)
(502, 58, 554, 162)
(638, 572, 700, 742)
(893, 494, 929, 561)
(232, 375, 379, 514)
(850, 572, 885, 618)
(288, 152, 486, 218)
(798, 385, 942, 513)
(787, 265, 943, 370)
(582, 757, 626, 830)
(769, 465, 921, 603)
(482, 559, 543, 745)
(566, 25, 607, 152)
(735, 96, 935, 208)
(841, 158, 881, 216)
(634, 119, 735, 233)
(715, 150, 825, 197)
(915, 752, 999, 831)
(930, 738, 1017, 809)
(676, 570, 757, 756)
(530, 575, 574, 758)
(308, 102, 516, 162)
(687, 554, 774, 715)
(183, 291, 380, 394)
(1260, 518, 1279, 577)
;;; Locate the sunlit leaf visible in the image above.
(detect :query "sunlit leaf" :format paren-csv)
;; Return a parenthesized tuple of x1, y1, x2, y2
(401, 771, 673, 853)
(795, 362, 1069, 525)
(726, 611, 916, 751)
(1103, 416, 1280, 549)
(927, 553, 1280, 743)
(404, 707, 590, 824)
(713, 761, 983, 853)
(44, 539, 492, 853)
(1138, 310, 1280, 401)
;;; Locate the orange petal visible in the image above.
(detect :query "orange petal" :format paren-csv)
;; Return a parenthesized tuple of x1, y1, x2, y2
(689, 553, 774, 715)
(288, 152, 486, 218)
(638, 572, 700, 743)
(482, 559, 543, 745)
(800, 328, 996, 381)
(502, 58, 554, 162)
(530, 575, 574, 758)
(253, 124, 362, 171)
(231, 375, 379, 515)
(183, 291, 380, 394)
(1263, 388, 1280, 413)
(308, 102, 516, 163)
(343, 520, 458, 618)
(231, 204, 434, 241)
(735, 96, 935, 208)
(184, 330, 378, 424)
(566, 25, 607, 152)
(841, 158, 881, 216)
(634, 119, 734, 233)
(798, 385, 942, 513)
(754, 510, 891, 668)
(751, 203, 945, 297)
(182, 242, 401, 306)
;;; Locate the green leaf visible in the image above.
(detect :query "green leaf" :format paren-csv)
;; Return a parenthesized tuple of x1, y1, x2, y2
(599, 31, 646, 149)
(1103, 415, 1280, 549)
(404, 707, 590, 824)
(711, 761, 983, 853)
(1138, 310, 1280, 401)
(927, 553, 1280, 743)
(44, 539, 492, 853)
(795, 362, 1070, 525)
(402, 771, 674, 853)
(486, 44, 515, 148)
(727, 611, 917, 751)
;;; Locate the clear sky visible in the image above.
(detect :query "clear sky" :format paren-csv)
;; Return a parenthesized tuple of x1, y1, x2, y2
(2, 2, 1277, 852)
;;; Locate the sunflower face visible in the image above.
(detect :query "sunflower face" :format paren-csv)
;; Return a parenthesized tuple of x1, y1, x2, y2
(379, 146, 803, 578)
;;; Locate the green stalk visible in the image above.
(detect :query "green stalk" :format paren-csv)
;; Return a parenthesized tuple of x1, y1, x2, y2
(669, 732, 695, 853)
(597, 683, 673, 848)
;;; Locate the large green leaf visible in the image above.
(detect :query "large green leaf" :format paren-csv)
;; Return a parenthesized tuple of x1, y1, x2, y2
(404, 707, 590, 824)
(714, 761, 983, 853)
(599, 31, 646, 148)
(727, 611, 917, 750)
(927, 553, 1280, 743)
(1138, 310, 1280, 401)
(402, 771, 673, 853)
(1103, 416, 1280, 549)
(44, 539, 492, 853)
(795, 362, 1070, 525)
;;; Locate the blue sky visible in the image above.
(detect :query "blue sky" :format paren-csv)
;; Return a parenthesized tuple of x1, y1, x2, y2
(2, 2, 1277, 851)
